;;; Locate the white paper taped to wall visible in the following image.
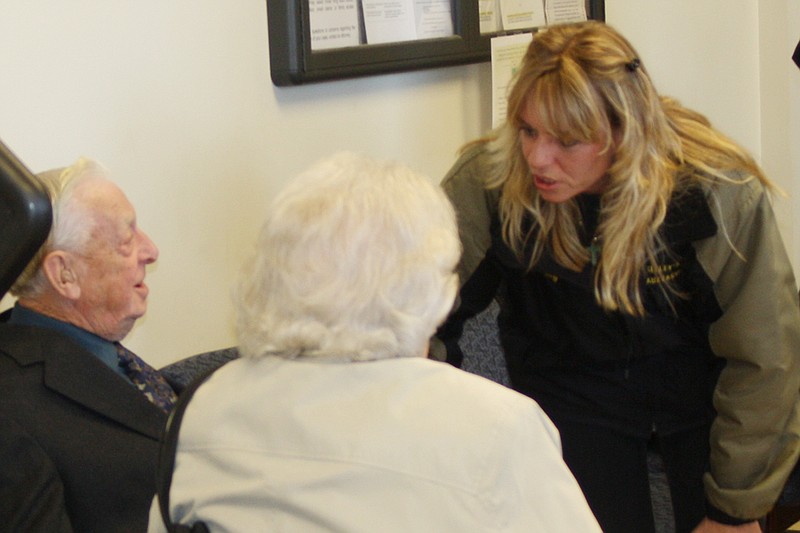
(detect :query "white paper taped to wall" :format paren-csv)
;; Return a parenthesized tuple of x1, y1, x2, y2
(491, 32, 534, 128)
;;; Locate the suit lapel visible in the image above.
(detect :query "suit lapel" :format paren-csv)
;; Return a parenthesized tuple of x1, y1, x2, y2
(44, 347, 166, 440)
(0, 325, 166, 440)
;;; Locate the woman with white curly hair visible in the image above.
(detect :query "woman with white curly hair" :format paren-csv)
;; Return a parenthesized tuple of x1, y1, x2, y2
(150, 151, 600, 533)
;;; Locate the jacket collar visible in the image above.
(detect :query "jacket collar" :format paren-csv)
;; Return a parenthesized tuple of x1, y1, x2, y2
(660, 184, 717, 246)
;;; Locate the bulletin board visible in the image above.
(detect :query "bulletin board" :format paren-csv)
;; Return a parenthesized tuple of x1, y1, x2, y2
(267, 0, 605, 86)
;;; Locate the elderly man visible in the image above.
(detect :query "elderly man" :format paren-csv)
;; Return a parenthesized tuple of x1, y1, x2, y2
(0, 157, 176, 532)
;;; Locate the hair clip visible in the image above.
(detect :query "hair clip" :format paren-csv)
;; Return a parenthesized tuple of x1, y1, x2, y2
(625, 58, 641, 72)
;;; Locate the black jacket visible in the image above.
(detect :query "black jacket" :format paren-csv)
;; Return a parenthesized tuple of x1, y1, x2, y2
(0, 316, 168, 533)
(439, 186, 722, 437)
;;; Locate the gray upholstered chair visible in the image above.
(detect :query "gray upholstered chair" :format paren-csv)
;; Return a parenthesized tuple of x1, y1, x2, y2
(160, 347, 239, 394)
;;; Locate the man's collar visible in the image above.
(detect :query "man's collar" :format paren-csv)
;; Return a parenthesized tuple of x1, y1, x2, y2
(8, 303, 121, 373)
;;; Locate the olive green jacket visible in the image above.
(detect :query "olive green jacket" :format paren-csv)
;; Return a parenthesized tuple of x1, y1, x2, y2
(436, 143, 800, 520)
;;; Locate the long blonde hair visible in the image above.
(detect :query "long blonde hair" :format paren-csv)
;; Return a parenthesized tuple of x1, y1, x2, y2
(486, 21, 769, 316)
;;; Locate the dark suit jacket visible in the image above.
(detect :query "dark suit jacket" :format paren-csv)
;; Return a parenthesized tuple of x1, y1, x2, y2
(0, 319, 168, 533)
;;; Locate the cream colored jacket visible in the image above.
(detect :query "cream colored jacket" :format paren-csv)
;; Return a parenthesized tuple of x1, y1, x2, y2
(148, 356, 602, 532)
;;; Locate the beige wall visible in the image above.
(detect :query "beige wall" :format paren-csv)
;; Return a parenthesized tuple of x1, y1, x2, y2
(1, 0, 797, 367)
(759, 0, 800, 276)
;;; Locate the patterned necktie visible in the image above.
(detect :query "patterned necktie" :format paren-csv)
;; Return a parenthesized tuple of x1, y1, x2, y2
(116, 343, 177, 413)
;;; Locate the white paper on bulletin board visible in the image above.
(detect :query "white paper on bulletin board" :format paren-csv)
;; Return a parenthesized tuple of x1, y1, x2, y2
(479, 0, 500, 34)
(309, 0, 362, 50)
(545, 0, 586, 24)
(362, 0, 454, 44)
(363, 0, 417, 44)
(415, 0, 454, 39)
(499, 0, 545, 31)
(491, 32, 534, 127)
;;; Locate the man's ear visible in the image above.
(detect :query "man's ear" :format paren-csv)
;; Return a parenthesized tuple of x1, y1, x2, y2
(42, 251, 81, 300)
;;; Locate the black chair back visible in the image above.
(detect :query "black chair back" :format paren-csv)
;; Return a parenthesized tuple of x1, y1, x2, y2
(0, 140, 51, 299)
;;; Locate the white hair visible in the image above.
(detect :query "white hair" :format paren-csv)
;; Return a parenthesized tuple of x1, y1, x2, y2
(235, 152, 461, 361)
(10, 157, 110, 298)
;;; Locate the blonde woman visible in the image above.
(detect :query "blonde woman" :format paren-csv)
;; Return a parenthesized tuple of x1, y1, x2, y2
(434, 21, 800, 533)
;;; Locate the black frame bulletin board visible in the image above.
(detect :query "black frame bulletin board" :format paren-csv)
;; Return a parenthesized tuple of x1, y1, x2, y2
(267, 0, 605, 86)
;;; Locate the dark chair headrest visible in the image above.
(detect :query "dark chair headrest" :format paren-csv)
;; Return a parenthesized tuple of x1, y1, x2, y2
(0, 140, 52, 299)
